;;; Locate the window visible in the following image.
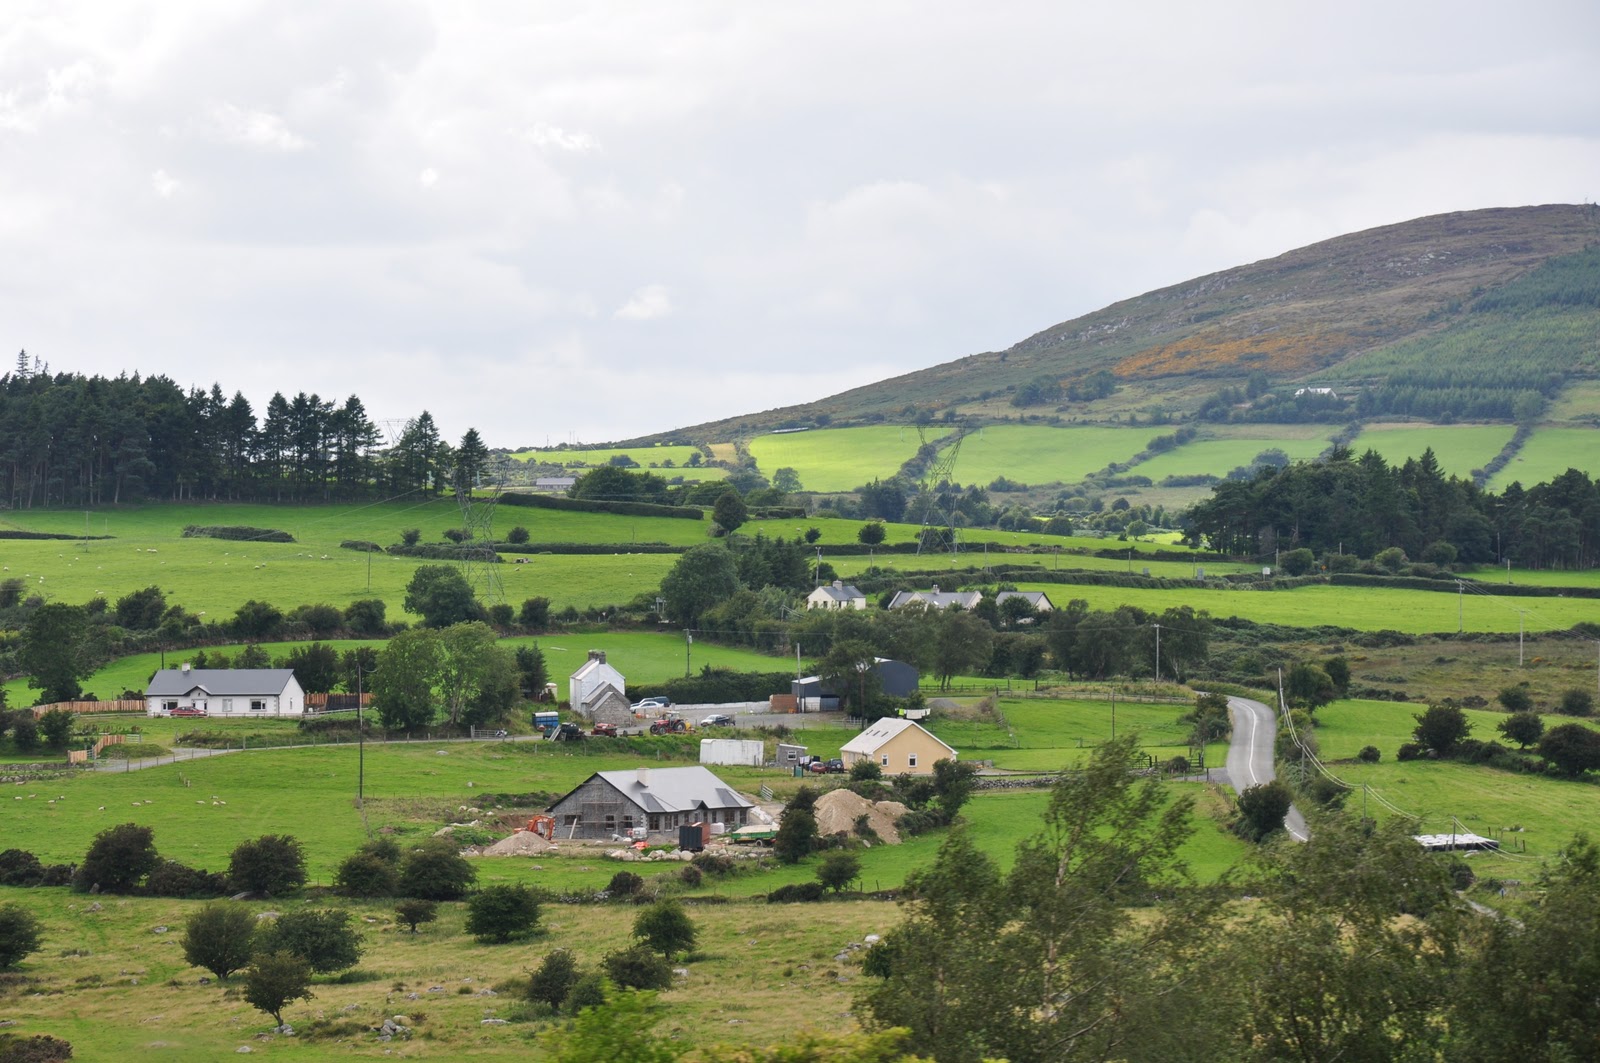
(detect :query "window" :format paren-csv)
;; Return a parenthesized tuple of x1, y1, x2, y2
(163, 700, 178, 712)
(908, 754, 919, 768)
(250, 700, 266, 712)
(604, 814, 616, 833)
(881, 754, 889, 766)
(221, 699, 233, 713)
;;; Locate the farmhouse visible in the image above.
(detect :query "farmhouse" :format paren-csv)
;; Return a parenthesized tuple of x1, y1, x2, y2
(840, 718, 958, 776)
(792, 658, 919, 710)
(997, 590, 1054, 613)
(568, 650, 633, 727)
(1293, 386, 1338, 398)
(887, 584, 983, 611)
(546, 765, 755, 840)
(145, 666, 305, 718)
(806, 580, 867, 611)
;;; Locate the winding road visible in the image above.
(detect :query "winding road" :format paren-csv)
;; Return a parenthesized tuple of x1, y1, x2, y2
(1224, 695, 1308, 842)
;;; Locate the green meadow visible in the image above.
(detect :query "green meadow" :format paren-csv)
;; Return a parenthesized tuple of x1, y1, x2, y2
(1134, 434, 1333, 482)
(1350, 423, 1516, 477)
(1489, 426, 1600, 490)
(947, 424, 1149, 486)
(507, 443, 711, 469)
(747, 425, 952, 492)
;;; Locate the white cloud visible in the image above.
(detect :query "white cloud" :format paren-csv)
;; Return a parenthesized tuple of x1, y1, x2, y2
(614, 284, 673, 321)
(418, 167, 438, 188)
(208, 103, 307, 152)
(149, 168, 179, 198)
(526, 123, 598, 153)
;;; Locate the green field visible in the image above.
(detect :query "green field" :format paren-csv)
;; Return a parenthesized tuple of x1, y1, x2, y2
(508, 443, 711, 469)
(1135, 434, 1334, 482)
(946, 424, 1150, 486)
(1489, 426, 1600, 490)
(747, 426, 951, 493)
(1350, 423, 1516, 477)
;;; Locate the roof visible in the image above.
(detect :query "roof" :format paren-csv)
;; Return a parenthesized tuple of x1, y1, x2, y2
(809, 582, 865, 602)
(571, 657, 624, 684)
(840, 718, 958, 758)
(146, 669, 297, 698)
(888, 589, 982, 610)
(997, 590, 1052, 607)
(587, 766, 755, 815)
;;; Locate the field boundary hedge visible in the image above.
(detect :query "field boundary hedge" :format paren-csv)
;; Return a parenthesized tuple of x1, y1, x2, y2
(0, 530, 114, 541)
(495, 542, 684, 555)
(182, 524, 295, 543)
(499, 493, 704, 520)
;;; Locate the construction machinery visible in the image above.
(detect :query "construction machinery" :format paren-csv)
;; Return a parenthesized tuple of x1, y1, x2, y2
(523, 815, 556, 841)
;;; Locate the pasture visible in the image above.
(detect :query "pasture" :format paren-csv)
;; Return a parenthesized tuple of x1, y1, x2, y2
(1134, 433, 1334, 482)
(1349, 423, 1515, 478)
(945, 424, 1150, 486)
(746, 426, 952, 492)
(507, 443, 710, 470)
(1489, 426, 1600, 490)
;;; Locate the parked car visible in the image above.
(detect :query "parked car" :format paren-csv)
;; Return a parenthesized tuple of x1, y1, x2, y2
(169, 707, 208, 717)
(700, 713, 733, 727)
(808, 757, 844, 774)
(631, 696, 672, 711)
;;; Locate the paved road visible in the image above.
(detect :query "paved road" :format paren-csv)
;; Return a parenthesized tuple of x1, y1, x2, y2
(1224, 695, 1309, 842)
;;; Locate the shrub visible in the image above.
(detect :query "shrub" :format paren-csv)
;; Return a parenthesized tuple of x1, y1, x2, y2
(605, 871, 645, 898)
(767, 882, 825, 904)
(397, 838, 477, 900)
(0, 1034, 74, 1062)
(181, 903, 256, 981)
(74, 822, 158, 893)
(1234, 780, 1293, 842)
(689, 853, 734, 877)
(148, 859, 225, 899)
(678, 864, 703, 888)
(0, 904, 43, 969)
(229, 835, 307, 896)
(1397, 742, 1424, 761)
(466, 884, 542, 944)
(526, 949, 580, 1012)
(0, 850, 43, 888)
(1497, 686, 1534, 712)
(848, 760, 883, 782)
(817, 851, 861, 894)
(335, 851, 399, 898)
(35, 709, 74, 750)
(400, 529, 421, 546)
(244, 950, 314, 1028)
(564, 971, 608, 1013)
(393, 899, 437, 934)
(255, 909, 364, 974)
(506, 526, 530, 545)
(632, 900, 696, 958)
(1357, 745, 1381, 763)
(1557, 689, 1595, 717)
(602, 945, 674, 990)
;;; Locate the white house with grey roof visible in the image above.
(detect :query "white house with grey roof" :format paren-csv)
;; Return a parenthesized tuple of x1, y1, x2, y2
(145, 666, 305, 717)
(546, 765, 755, 840)
(886, 584, 983, 611)
(806, 580, 867, 611)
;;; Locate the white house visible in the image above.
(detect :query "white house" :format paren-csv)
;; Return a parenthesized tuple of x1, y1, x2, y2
(145, 666, 305, 718)
(1293, 387, 1338, 398)
(806, 580, 867, 611)
(887, 584, 983, 611)
(997, 590, 1055, 613)
(569, 650, 626, 716)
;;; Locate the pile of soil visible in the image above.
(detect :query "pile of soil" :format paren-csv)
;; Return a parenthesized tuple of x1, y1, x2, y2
(813, 789, 905, 844)
(479, 830, 560, 856)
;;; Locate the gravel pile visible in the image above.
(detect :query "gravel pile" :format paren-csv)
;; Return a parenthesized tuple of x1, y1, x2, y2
(813, 789, 905, 844)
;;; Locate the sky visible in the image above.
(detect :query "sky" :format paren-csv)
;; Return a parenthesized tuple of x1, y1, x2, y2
(2, 2, 1597, 450)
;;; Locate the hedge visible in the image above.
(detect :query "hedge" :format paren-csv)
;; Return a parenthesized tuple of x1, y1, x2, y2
(499, 493, 704, 520)
(182, 525, 295, 543)
(631, 670, 797, 704)
(494, 542, 684, 555)
(0, 530, 113, 541)
(385, 543, 503, 562)
(339, 540, 385, 553)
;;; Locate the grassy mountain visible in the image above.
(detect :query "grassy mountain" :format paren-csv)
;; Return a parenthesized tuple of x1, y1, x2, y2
(644, 204, 1600, 443)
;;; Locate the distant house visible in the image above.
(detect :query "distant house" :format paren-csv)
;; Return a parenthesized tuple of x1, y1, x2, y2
(792, 658, 919, 710)
(533, 477, 577, 492)
(569, 650, 632, 727)
(806, 580, 867, 611)
(1293, 387, 1338, 399)
(546, 765, 755, 840)
(886, 584, 983, 611)
(997, 590, 1054, 613)
(145, 666, 305, 718)
(840, 718, 958, 776)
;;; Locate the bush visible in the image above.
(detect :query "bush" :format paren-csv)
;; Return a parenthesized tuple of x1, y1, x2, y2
(1357, 745, 1381, 763)
(0, 904, 43, 969)
(817, 851, 861, 894)
(334, 851, 399, 898)
(605, 871, 645, 898)
(1557, 689, 1595, 717)
(465, 884, 542, 944)
(181, 903, 256, 981)
(148, 859, 225, 899)
(35, 709, 74, 750)
(848, 760, 883, 782)
(0, 1034, 74, 1062)
(393, 899, 437, 934)
(1498, 686, 1534, 712)
(632, 900, 696, 958)
(182, 525, 294, 543)
(678, 864, 702, 888)
(74, 822, 158, 893)
(244, 950, 315, 1028)
(526, 949, 580, 1012)
(0, 849, 43, 888)
(1234, 780, 1293, 842)
(767, 882, 825, 904)
(228, 835, 306, 896)
(564, 971, 608, 1013)
(689, 853, 734, 876)
(397, 838, 477, 900)
(1397, 742, 1424, 761)
(602, 945, 675, 990)
(255, 909, 364, 975)
(506, 526, 530, 545)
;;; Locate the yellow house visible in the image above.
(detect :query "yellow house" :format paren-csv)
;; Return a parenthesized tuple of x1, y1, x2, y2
(840, 718, 958, 776)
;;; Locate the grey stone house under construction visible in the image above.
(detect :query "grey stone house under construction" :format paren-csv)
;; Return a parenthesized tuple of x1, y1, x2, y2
(546, 765, 755, 840)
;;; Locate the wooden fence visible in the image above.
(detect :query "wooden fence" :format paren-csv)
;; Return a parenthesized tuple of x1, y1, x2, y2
(67, 733, 129, 765)
(31, 699, 145, 718)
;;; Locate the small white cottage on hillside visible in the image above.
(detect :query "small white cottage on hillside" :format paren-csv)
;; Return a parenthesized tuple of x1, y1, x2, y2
(145, 666, 305, 717)
(569, 650, 627, 717)
(806, 580, 867, 610)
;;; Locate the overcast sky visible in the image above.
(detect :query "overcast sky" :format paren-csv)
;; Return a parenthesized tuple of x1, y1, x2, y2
(3, 2, 1597, 449)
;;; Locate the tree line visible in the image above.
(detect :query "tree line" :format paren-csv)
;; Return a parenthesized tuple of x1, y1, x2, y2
(0, 358, 492, 506)
(1185, 447, 1600, 568)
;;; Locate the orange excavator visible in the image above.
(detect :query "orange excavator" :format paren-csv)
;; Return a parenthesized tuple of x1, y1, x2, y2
(523, 815, 556, 841)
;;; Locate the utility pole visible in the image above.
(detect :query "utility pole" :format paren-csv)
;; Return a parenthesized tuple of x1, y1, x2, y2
(1110, 690, 1116, 741)
(356, 658, 367, 806)
(1153, 623, 1161, 681)
(1457, 580, 1464, 633)
(685, 629, 693, 678)
(1519, 611, 1525, 667)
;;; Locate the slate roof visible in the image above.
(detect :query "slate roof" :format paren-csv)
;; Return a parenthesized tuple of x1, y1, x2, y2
(810, 581, 864, 602)
(590, 766, 755, 814)
(840, 717, 958, 758)
(146, 669, 297, 698)
(997, 590, 1053, 609)
(887, 588, 983, 610)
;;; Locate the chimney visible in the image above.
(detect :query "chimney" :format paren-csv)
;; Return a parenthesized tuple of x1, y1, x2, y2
(833, 580, 843, 589)
(636, 766, 650, 788)
(931, 584, 941, 594)
(181, 662, 191, 673)
(598, 651, 607, 664)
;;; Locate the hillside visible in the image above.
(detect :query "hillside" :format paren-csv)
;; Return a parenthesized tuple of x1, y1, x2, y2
(643, 204, 1600, 442)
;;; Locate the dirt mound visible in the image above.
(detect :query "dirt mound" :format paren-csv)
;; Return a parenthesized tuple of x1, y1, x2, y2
(480, 830, 559, 856)
(813, 788, 903, 844)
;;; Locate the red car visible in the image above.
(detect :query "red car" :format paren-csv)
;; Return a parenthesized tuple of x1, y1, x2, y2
(169, 707, 208, 717)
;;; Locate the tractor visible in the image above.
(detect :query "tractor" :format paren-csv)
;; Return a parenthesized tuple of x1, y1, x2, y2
(590, 722, 619, 738)
(649, 716, 689, 736)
